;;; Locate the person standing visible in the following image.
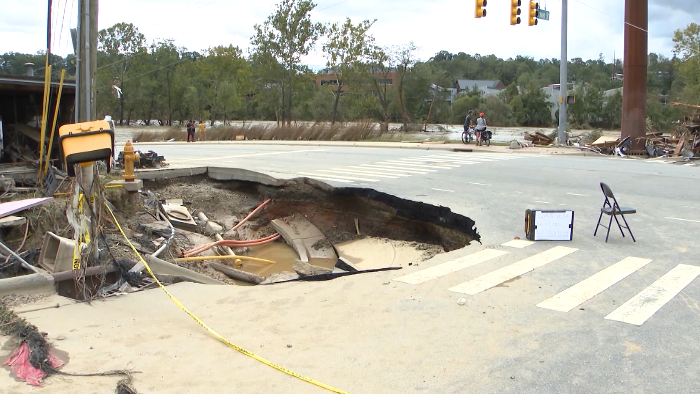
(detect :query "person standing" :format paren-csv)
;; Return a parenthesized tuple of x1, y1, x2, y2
(198, 121, 206, 141)
(186, 120, 195, 142)
(464, 110, 474, 139)
(474, 112, 487, 146)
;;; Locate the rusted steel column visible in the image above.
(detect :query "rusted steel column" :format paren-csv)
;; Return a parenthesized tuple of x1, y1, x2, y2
(621, 0, 648, 151)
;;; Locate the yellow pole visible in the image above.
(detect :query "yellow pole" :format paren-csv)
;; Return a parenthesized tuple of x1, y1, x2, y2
(172, 255, 276, 265)
(43, 69, 65, 176)
(38, 64, 52, 184)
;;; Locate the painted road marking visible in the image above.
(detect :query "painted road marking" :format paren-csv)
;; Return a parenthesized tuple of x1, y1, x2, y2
(665, 217, 700, 223)
(605, 264, 700, 326)
(431, 188, 454, 192)
(380, 160, 458, 169)
(537, 257, 653, 312)
(468, 182, 490, 186)
(297, 172, 378, 182)
(534, 200, 551, 204)
(295, 173, 354, 183)
(501, 240, 535, 248)
(393, 249, 509, 285)
(567, 193, 589, 197)
(357, 164, 434, 174)
(179, 148, 327, 162)
(317, 169, 402, 179)
(447, 246, 579, 295)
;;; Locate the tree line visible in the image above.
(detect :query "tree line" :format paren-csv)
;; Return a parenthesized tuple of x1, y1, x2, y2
(1, 0, 698, 131)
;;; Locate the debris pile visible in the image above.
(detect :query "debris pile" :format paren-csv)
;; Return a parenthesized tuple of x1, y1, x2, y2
(524, 132, 554, 146)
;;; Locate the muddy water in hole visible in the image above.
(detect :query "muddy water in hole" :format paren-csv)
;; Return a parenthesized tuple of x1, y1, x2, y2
(243, 242, 336, 276)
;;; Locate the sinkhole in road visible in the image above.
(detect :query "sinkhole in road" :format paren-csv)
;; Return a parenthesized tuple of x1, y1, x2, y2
(13, 174, 480, 301)
(140, 175, 481, 285)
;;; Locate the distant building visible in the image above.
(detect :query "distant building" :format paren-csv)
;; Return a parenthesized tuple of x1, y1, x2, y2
(454, 79, 505, 97)
(314, 68, 398, 91)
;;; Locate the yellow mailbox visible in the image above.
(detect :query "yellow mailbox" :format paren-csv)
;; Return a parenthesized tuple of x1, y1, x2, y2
(58, 120, 115, 176)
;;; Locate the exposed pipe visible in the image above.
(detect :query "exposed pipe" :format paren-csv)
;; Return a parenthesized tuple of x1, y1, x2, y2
(173, 255, 276, 265)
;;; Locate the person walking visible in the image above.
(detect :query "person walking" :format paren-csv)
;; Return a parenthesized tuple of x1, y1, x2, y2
(198, 121, 206, 141)
(474, 112, 487, 146)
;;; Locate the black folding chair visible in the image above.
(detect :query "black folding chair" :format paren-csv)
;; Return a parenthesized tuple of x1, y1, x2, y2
(594, 182, 636, 242)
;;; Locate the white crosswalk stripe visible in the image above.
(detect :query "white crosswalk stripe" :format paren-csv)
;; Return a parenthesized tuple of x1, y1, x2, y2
(298, 153, 536, 183)
(393, 249, 509, 285)
(604, 264, 700, 326)
(537, 257, 653, 312)
(389, 237, 697, 326)
(447, 246, 578, 295)
(389, 238, 698, 326)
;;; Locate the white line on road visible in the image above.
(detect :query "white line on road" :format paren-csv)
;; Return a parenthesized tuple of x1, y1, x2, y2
(534, 200, 551, 204)
(567, 193, 590, 197)
(394, 249, 509, 285)
(175, 148, 327, 162)
(297, 172, 377, 182)
(604, 264, 700, 326)
(447, 246, 578, 295)
(431, 188, 454, 192)
(381, 160, 459, 169)
(468, 182, 490, 186)
(317, 169, 401, 179)
(537, 257, 653, 312)
(357, 164, 434, 174)
(501, 240, 535, 248)
(665, 217, 700, 223)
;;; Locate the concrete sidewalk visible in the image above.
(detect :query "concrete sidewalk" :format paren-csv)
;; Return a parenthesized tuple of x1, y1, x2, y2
(133, 139, 597, 156)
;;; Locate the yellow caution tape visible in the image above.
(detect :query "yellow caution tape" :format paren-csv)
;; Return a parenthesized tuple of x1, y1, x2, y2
(104, 202, 351, 394)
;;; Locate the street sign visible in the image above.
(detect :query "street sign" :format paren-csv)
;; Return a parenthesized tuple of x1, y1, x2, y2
(536, 8, 550, 20)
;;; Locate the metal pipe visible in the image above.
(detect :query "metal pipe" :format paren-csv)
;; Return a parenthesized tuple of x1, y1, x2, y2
(52, 264, 116, 282)
(557, 0, 568, 145)
(0, 240, 40, 274)
(152, 203, 175, 258)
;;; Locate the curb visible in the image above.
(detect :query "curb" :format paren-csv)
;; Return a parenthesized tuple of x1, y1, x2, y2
(130, 140, 595, 156)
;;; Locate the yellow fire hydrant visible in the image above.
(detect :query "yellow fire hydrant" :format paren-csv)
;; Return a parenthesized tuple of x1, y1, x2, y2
(122, 141, 140, 182)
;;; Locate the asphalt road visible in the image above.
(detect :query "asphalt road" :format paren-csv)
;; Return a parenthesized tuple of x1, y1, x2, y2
(132, 142, 700, 394)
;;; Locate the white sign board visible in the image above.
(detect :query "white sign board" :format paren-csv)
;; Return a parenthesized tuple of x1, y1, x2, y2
(534, 210, 574, 241)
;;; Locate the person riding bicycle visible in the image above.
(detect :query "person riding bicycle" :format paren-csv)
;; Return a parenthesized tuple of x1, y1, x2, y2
(475, 112, 487, 146)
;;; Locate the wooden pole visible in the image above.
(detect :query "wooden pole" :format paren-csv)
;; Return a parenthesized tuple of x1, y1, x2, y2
(621, 0, 648, 151)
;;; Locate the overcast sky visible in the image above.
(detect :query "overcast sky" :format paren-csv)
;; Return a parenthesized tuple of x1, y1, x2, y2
(1, 0, 698, 68)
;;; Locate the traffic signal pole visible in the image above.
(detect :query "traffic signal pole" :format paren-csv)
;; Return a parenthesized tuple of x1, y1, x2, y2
(557, 0, 568, 145)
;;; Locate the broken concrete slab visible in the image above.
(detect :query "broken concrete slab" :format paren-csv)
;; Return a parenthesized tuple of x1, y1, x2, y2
(271, 215, 338, 265)
(129, 255, 226, 285)
(292, 260, 333, 276)
(260, 271, 300, 285)
(0, 272, 55, 297)
(0, 215, 26, 228)
(206, 167, 284, 186)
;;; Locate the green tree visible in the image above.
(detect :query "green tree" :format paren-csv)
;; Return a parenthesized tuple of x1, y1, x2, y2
(672, 23, 700, 104)
(392, 42, 418, 129)
(322, 18, 376, 124)
(97, 22, 146, 124)
(250, 0, 324, 125)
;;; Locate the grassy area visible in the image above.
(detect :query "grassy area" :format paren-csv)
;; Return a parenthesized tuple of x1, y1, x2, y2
(133, 122, 395, 143)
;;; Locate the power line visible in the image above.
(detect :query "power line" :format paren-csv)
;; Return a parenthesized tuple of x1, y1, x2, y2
(314, 0, 351, 12)
(570, 0, 647, 33)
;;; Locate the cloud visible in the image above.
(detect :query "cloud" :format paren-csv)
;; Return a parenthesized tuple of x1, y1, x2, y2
(1, 0, 697, 66)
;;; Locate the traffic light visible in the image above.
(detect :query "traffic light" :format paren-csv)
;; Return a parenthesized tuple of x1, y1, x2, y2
(528, 2, 538, 26)
(475, 0, 487, 18)
(510, 0, 521, 25)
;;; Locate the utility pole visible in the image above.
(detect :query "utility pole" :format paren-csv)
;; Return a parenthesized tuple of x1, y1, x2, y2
(621, 0, 647, 152)
(557, 0, 568, 145)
